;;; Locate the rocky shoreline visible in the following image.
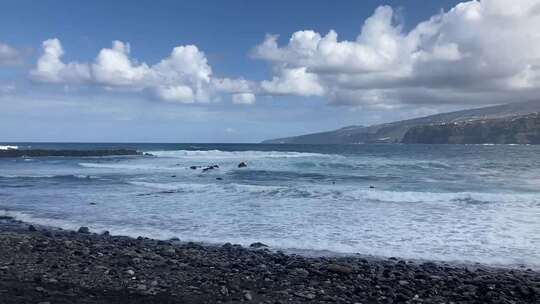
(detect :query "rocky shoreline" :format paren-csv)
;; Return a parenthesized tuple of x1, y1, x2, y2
(0, 218, 539, 303)
(0, 149, 142, 158)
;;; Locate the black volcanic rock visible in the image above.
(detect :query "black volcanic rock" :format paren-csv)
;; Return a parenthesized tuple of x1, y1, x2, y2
(0, 149, 141, 158)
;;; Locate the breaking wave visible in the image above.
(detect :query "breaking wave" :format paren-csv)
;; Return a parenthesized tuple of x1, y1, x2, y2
(148, 149, 333, 159)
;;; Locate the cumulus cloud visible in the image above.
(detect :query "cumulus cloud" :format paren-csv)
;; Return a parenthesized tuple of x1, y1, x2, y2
(260, 67, 325, 96)
(232, 93, 256, 105)
(253, 0, 540, 107)
(30, 39, 254, 104)
(30, 39, 91, 83)
(92, 41, 150, 87)
(0, 43, 23, 66)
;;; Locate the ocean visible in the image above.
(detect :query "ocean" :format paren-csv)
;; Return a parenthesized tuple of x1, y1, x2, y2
(1, 143, 540, 268)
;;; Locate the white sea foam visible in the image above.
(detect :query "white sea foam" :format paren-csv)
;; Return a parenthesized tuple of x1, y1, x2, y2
(78, 162, 175, 170)
(129, 181, 284, 194)
(148, 149, 332, 159)
(0, 145, 18, 150)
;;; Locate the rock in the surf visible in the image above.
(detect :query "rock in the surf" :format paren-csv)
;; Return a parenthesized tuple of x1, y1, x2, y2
(77, 227, 90, 234)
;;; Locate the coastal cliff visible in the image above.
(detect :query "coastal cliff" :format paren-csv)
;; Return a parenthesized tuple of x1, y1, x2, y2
(262, 101, 540, 144)
(402, 113, 540, 144)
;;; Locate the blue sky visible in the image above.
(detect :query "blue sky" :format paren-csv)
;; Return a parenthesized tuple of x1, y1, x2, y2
(1, 0, 539, 142)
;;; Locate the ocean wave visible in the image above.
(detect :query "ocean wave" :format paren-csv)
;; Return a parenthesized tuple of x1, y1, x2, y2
(78, 162, 174, 170)
(147, 149, 333, 159)
(0, 174, 99, 180)
(126, 179, 537, 205)
(0, 145, 18, 150)
(129, 181, 284, 194)
(352, 189, 540, 205)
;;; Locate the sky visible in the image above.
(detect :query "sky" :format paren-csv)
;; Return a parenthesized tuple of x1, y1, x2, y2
(1, 0, 540, 142)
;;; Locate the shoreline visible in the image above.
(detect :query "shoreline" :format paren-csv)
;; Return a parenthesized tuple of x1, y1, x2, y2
(1, 217, 539, 303)
(2, 210, 536, 271)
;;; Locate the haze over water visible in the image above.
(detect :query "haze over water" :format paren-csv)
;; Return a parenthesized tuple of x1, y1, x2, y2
(1, 143, 540, 269)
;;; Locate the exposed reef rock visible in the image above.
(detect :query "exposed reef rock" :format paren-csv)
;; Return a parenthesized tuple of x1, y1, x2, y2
(0, 149, 141, 158)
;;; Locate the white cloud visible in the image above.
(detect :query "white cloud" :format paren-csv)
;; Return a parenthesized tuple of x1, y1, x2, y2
(155, 85, 195, 103)
(253, 0, 540, 107)
(30, 39, 253, 104)
(92, 41, 150, 87)
(260, 67, 325, 96)
(0, 43, 23, 66)
(30, 39, 91, 83)
(232, 92, 256, 104)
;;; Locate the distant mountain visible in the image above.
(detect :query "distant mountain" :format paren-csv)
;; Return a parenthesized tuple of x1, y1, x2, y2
(262, 101, 540, 144)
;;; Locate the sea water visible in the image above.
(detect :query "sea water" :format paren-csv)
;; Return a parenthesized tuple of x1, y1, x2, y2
(1, 143, 539, 268)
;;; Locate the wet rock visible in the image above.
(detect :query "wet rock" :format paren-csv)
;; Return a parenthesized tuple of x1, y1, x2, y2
(244, 291, 253, 301)
(28, 225, 37, 232)
(77, 227, 90, 234)
(238, 162, 247, 168)
(249, 242, 268, 248)
(189, 166, 198, 170)
(326, 264, 353, 275)
(216, 177, 223, 180)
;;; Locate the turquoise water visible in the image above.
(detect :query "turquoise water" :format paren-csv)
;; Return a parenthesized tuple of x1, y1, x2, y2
(1, 143, 540, 268)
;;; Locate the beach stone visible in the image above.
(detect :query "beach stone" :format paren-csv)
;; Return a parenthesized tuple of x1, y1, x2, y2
(326, 264, 353, 275)
(126, 269, 135, 276)
(162, 248, 176, 257)
(77, 227, 90, 234)
(220, 285, 229, 296)
(244, 291, 253, 301)
(398, 280, 409, 286)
